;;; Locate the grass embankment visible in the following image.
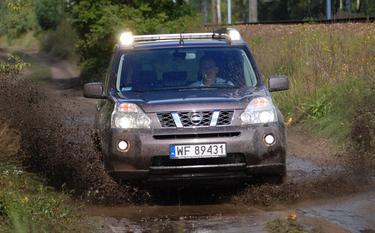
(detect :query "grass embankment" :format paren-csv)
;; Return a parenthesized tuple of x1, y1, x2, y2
(0, 58, 88, 232)
(240, 23, 375, 157)
(0, 123, 87, 233)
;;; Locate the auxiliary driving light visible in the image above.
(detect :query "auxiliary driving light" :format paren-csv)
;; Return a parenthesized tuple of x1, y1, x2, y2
(264, 134, 275, 145)
(119, 32, 134, 46)
(118, 140, 129, 151)
(228, 29, 241, 41)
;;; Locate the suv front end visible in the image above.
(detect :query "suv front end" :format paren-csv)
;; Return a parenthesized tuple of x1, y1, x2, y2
(84, 28, 289, 185)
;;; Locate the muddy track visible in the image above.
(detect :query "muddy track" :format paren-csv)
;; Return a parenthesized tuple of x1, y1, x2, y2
(1, 49, 375, 233)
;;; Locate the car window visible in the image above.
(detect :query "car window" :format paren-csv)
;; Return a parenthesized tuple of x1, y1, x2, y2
(116, 47, 257, 92)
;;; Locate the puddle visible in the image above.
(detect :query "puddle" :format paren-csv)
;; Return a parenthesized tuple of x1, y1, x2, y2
(299, 190, 375, 233)
(89, 204, 277, 233)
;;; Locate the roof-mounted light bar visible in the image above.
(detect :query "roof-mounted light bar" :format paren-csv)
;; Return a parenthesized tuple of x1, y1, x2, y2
(118, 28, 242, 47)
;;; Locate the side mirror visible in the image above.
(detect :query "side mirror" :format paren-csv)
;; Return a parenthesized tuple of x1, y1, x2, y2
(83, 82, 105, 99)
(268, 75, 289, 92)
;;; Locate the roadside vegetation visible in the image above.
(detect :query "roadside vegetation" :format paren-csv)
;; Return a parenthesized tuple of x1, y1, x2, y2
(0, 0, 201, 82)
(265, 218, 315, 233)
(240, 23, 375, 166)
(0, 57, 88, 232)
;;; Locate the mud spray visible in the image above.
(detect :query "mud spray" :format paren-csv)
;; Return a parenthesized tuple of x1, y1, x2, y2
(0, 72, 373, 206)
(0, 74, 149, 203)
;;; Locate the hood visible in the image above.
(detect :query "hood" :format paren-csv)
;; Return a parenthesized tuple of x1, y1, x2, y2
(113, 87, 268, 112)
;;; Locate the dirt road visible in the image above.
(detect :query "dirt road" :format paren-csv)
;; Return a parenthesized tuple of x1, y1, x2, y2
(3, 49, 375, 233)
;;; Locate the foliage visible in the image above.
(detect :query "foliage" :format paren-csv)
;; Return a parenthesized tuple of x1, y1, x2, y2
(0, 0, 38, 40)
(0, 55, 30, 77)
(69, 0, 200, 82)
(34, 0, 64, 30)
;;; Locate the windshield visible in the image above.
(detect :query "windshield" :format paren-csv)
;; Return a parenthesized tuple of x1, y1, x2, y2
(116, 47, 257, 92)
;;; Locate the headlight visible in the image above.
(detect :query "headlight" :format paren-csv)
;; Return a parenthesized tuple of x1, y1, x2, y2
(240, 97, 277, 124)
(111, 103, 151, 129)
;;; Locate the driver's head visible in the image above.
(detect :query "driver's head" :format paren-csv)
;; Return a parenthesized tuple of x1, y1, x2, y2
(199, 56, 219, 80)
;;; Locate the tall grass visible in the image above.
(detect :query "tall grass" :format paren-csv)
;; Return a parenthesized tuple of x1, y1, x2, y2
(239, 23, 375, 146)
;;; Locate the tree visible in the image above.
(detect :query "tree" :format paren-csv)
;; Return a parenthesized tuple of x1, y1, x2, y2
(0, 0, 38, 39)
(69, 0, 200, 82)
(34, 0, 64, 30)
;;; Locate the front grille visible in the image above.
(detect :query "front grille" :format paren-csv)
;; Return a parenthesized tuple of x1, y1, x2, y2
(157, 113, 176, 127)
(157, 110, 234, 128)
(151, 153, 246, 167)
(217, 111, 234, 126)
(179, 111, 212, 127)
(153, 132, 240, 140)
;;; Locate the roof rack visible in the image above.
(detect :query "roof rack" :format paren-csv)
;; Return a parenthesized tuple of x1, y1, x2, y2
(133, 33, 215, 42)
(118, 28, 242, 46)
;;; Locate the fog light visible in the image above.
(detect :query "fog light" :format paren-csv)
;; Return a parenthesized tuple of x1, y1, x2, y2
(118, 141, 128, 151)
(264, 134, 275, 145)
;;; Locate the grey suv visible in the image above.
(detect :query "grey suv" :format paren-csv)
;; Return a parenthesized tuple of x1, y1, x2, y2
(84, 28, 289, 185)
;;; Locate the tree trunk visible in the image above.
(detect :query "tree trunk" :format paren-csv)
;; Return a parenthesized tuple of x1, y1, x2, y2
(339, 0, 343, 10)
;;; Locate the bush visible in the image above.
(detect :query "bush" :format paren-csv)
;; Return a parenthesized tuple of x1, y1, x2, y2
(34, 0, 64, 30)
(40, 20, 78, 60)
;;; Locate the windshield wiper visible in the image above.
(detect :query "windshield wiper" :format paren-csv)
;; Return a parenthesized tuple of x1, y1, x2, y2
(122, 86, 241, 93)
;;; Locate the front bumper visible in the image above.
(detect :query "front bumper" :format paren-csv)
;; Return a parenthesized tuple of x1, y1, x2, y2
(103, 123, 286, 183)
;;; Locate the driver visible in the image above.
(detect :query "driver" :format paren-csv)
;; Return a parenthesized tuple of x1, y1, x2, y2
(192, 56, 234, 87)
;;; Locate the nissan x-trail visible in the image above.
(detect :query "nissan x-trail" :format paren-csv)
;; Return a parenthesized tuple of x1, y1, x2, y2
(84, 28, 289, 185)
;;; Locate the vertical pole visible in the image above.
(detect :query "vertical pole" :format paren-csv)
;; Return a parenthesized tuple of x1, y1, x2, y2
(249, 0, 258, 23)
(203, 0, 208, 24)
(217, 0, 222, 25)
(227, 0, 232, 24)
(326, 0, 332, 20)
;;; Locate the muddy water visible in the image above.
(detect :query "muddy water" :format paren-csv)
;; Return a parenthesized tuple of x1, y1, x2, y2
(89, 204, 277, 233)
(88, 187, 375, 233)
(299, 190, 375, 233)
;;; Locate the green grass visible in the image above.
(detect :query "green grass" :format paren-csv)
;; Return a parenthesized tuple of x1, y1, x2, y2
(264, 218, 318, 233)
(0, 164, 89, 233)
(238, 23, 375, 148)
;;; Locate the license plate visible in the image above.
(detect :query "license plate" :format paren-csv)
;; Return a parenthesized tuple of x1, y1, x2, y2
(170, 143, 226, 159)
